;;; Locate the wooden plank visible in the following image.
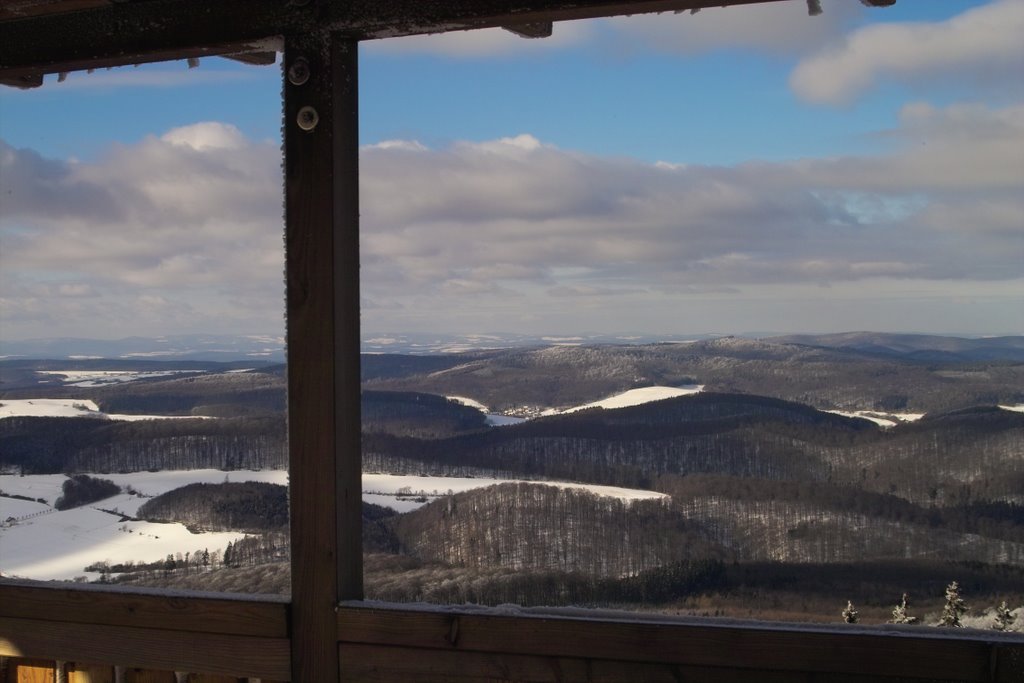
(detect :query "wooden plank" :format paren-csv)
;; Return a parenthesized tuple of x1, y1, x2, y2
(0, 0, 109, 21)
(0, 618, 289, 682)
(0, 0, 789, 80)
(66, 662, 113, 683)
(6, 659, 54, 683)
(337, 605, 1023, 682)
(338, 643, 989, 683)
(119, 671, 174, 683)
(284, 29, 362, 683)
(0, 583, 288, 639)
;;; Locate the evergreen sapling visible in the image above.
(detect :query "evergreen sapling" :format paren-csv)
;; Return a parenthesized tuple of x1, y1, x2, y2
(939, 581, 967, 627)
(890, 592, 918, 625)
(842, 600, 859, 624)
(993, 601, 1016, 632)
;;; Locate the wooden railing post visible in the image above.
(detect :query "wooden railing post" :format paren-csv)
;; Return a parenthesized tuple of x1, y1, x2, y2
(284, 28, 363, 683)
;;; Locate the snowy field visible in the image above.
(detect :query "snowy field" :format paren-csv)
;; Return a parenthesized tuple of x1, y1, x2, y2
(1001, 404, 1024, 413)
(826, 410, 926, 428)
(363, 473, 667, 513)
(0, 505, 245, 581)
(1, 469, 665, 580)
(556, 385, 705, 414)
(0, 473, 69, 505)
(35, 370, 198, 388)
(451, 384, 705, 423)
(447, 396, 528, 426)
(0, 469, 286, 580)
(0, 398, 215, 422)
(0, 469, 287, 581)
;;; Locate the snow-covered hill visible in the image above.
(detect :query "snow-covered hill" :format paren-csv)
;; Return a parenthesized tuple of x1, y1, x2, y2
(450, 384, 706, 422)
(555, 385, 705, 414)
(1, 469, 664, 580)
(0, 398, 216, 422)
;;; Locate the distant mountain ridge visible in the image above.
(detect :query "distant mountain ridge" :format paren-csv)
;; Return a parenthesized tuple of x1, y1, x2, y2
(5, 331, 1021, 362)
(368, 338, 1024, 414)
(768, 332, 1024, 362)
(7, 332, 1023, 415)
(1, 335, 286, 362)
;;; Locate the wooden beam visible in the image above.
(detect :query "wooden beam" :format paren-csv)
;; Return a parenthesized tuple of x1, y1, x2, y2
(338, 642, 1009, 683)
(0, 0, 791, 81)
(336, 604, 1024, 682)
(0, 618, 290, 681)
(284, 29, 362, 683)
(0, 583, 288, 639)
(222, 51, 278, 67)
(501, 22, 554, 39)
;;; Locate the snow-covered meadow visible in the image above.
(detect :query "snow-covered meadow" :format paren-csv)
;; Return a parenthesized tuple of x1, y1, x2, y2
(362, 473, 667, 513)
(0, 398, 215, 422)
(34, 369, 199, 388)
(555, 385, 705, 414)
(450, 384, 706, 424)
(1, 469, 665, 581)
(0, 469, 283, 581)
(825, 410, 926, 428)
(0, 506, 246, 582)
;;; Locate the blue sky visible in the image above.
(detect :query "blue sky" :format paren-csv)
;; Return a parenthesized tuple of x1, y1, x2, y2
(1, 0, 1022, 341)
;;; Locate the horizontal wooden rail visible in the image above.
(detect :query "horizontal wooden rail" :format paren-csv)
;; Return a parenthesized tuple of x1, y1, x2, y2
(1, 656, 284, 682)
(0, 581, 288, 638)
(0, 582, 290, 680)
(337, 603, 1024, 682)
(3, 585, 1023, 681)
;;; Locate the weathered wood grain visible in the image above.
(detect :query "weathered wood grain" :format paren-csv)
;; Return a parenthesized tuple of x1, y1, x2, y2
(337, 605, 1024, 682)
(337, 642, 1004, 683)
(119, 670, 174, 683)
(0, 583, 287, 639)
(66, 662, 113, 683)
(284, 30, 362, 683)
(4, 659, 54, 683)
(0, 619, 288, 681)
(0, 0, 788, 81)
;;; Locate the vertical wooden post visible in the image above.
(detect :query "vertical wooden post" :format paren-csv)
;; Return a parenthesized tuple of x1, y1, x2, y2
(284, 30, 362, 683)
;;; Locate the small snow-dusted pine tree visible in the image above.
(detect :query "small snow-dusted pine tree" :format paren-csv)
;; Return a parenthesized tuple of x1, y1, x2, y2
(993, 601, 1016, 632)
(939, 581, 967, 627)
(842, 600, 859, 624)
(891, 593, 918, 625)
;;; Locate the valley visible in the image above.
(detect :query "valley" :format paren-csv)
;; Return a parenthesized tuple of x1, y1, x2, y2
(1, 332, 1023, 627)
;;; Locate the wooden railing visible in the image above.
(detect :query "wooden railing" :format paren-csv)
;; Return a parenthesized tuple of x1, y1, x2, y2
(3, 581, 1023, 682)
(0, 582, 289, 681)
(1, 659, 267, 682)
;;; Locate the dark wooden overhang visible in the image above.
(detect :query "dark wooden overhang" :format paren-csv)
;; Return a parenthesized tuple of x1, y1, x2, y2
(0, 0, 821, 88)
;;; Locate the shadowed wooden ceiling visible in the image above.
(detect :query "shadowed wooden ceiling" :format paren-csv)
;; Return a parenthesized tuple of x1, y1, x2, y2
(0, 0, 818, 88)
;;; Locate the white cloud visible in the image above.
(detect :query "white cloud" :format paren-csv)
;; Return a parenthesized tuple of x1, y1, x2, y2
(162, 122, 247, 151)
(0, 126, 284, 338)
(3, 102, 1022, 338)
(358, 101, 1023, 309)
(791, 0, 1024, 104)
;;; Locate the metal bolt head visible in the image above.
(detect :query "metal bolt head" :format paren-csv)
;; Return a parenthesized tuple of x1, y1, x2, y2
(297, 106, 319, 131)
(288, 58, 310, 86)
